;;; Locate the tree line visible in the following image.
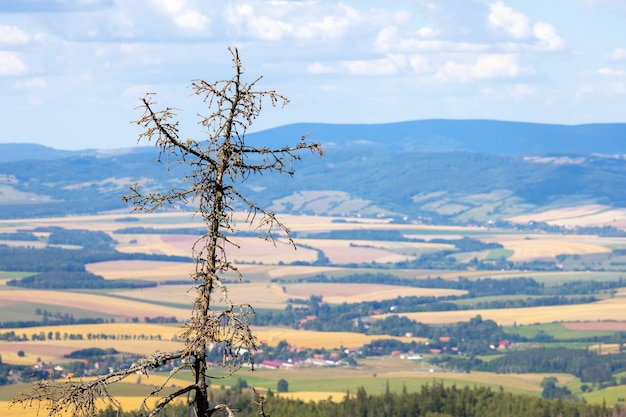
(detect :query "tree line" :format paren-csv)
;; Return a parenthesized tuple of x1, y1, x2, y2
(0, 227, 190, 289)
(94, 381, 620, 417)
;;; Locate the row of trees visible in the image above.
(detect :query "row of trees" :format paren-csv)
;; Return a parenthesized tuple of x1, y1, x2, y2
(476, 347, 626, 386)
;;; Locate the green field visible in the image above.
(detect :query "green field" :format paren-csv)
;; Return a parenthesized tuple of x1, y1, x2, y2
(485, 248, 514, 260)
(0, 272, 33, 280)
(504, 323, 618, 341)
(0, 300, 124, 323)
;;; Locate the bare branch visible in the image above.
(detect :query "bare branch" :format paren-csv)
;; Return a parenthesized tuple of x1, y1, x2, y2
(18, 46, 323, 417)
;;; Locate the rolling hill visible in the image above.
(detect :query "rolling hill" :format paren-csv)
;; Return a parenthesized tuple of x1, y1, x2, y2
(1, 119, 626, 223)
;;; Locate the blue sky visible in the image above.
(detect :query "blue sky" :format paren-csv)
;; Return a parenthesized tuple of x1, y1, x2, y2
(1, 0, 626, 150)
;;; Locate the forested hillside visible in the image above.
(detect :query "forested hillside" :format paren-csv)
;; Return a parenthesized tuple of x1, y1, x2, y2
(2, 119, 626, 221)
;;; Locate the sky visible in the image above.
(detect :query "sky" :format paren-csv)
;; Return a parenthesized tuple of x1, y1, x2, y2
(1, 0, 626, 150)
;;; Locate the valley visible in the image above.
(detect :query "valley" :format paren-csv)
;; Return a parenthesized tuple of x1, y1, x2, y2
(3, 210, 626, 415)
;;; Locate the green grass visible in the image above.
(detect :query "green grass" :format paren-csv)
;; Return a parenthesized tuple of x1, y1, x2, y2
(0, 383, 27, 401)
(453, 294, 541, 307)
(2, 368, 620, 407)
(581, 385, 626, 405)
(402, 228, 522, 237)
(485, 249, 514, 260)
(0, 272, 33, 280)
(155, 368, 544, 398)
(504, 323, 616, 341)
(507, 271, 625, 285)
(107, 381, 181, 397)
(0, 301, 125, 323)
(100, 293, 192, 310)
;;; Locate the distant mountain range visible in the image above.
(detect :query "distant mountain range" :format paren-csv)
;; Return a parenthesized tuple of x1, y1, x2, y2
(1, 119, 626, 222)
(246, 119, 626, 154)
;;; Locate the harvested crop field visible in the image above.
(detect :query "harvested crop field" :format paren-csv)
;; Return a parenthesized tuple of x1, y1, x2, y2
(0, 323, 184, 364)
(0, 323, 181, 339)
(509, 204, 626, 227)
(294, 239, 452, 264)
(383, 298, 626, 326)
(0, 339, 183, 365)
(498, 238, 610, 261)
(282, 283, 465, 304)
(252, 326, 426, 349)
(563, 321, 626, 331)
(115, 282, 464, 310)
(0, 290, 190, 321)
(156, 235, 319, 264)
(86, 260, 194, 281)
(114, 233, 191, 257)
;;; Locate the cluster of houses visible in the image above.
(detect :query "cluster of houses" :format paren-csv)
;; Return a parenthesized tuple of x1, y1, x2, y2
(257, 350, 352, 369)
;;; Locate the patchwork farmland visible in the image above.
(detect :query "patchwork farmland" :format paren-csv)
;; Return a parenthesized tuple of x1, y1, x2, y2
(3, 210, 626, 415)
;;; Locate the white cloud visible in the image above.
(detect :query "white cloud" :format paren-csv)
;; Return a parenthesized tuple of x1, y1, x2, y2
(435, 61, 470, 83)
(153, 0, 186, 15)
(435, 54, 520, 83)
(11, 77, 47, 89)
(123, 84, 157, 100)
(533, 22, 565, 51)
(609, 47, 626, 61)
(175, 10, 211, 32)
(151, 0, 211, 33)
(307, 62, 334, 74)
(0, 24, 31, 45)
(308, 55, 408, 76)
(255, 15, 295, 41)
(609, 81, 626, 94)
(374, 26, 399, 52)
(375, 25, 488, 53)
(598, 67, 626, 76)
(569, 0, 626, 13)
(342, 55, 406, 76)
(575, 84, 593, 101)
(473, 54, 520, 78)
(299, 13, 352, 40)
(408, 55, 430, 74)
(0, 51, 27, 75)
(417, 26, 436, 38)
(225, 2, 361, 42)
(511, 83, 535, 99)
(488, 2, 564, 51)
(488, 1, 532, 39)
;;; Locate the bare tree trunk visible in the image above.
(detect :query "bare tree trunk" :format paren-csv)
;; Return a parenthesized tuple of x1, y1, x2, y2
(12, 46, 322, 417)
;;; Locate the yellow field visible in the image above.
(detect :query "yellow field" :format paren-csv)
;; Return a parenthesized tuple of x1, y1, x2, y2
(114, 233, 191, 257)
(1, 396, 187, 417)
(280, 283, 465, 304)
(380, 297, 626, 325)
(115, 233, 320, 265)
(86, 259, 194, 281)
(113, 282, 465, 310)
(502, 238, 611, 261)
(587, 343, 621, 354)
(1, 338, 184, 362)
(0, 322, 181, 339)
(509, 204, 626, 227)
(0, 290, 190, 321)
(0, 323, 185, 364)
(252, 326, 426, 349)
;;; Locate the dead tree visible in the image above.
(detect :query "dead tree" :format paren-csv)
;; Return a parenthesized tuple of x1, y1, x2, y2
(12, 47, 323, 417)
